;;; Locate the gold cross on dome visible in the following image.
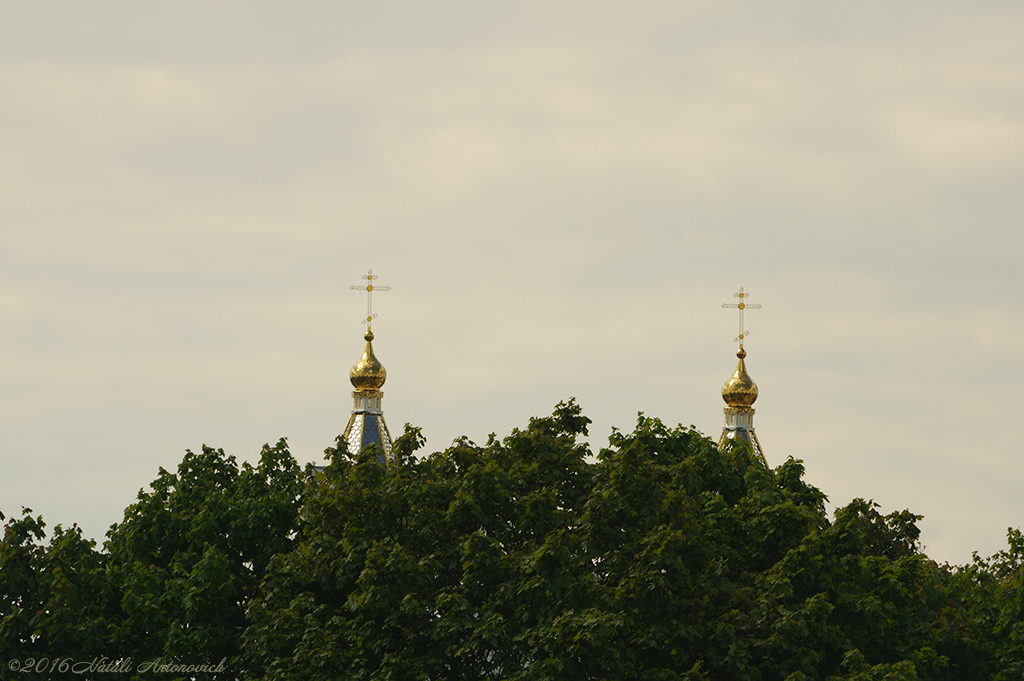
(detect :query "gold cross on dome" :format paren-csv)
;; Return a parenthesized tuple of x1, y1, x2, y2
(350, 269, 390, 331)
(721, 287, 761, 348)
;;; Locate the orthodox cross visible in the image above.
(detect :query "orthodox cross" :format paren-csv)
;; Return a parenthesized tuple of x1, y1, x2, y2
(721, 287, 761, 349)
(350, 269, 390, 331)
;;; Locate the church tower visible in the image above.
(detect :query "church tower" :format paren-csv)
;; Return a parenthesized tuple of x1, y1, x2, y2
(719, 287, 766, 465)
(342, 270, 393, 462)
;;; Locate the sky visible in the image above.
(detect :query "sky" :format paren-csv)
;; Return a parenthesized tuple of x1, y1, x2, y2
(1, 2, 1022, 566)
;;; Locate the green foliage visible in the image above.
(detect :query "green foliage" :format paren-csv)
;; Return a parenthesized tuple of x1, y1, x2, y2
(243, 402, 999, 680)
(244, 406, 595, 681)
(937, 527, 1024, 680)
(103, 438, 304, 679)
(991, 528, 1024, 680)
(0, 510, 110, 673)
(3, 404, 1022, 680)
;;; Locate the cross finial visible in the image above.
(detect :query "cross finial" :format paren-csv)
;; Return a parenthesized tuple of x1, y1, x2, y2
(721, 287, 761, 349)
(350, 269, 390, 331)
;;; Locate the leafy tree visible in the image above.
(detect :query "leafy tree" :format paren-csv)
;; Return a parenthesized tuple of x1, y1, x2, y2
(103, 438, 304, 679)
(989, 528, 1024, 680)
(3, 403, 1018, 680)
(244, 402, 981, 681)
(938, 528, 1024, 681)
(0, 509, 110, 674)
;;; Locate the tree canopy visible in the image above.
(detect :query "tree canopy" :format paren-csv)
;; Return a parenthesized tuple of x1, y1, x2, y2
(1, 439, 303, 680)
(2, 401, 1022, 680)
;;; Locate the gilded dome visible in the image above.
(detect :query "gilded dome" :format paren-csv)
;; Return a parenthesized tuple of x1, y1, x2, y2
(350, 331, 387, 391)
(722, 348, 758, 408)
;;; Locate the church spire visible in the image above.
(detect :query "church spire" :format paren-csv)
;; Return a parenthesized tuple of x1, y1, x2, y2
(719, 287, 766, 464)
(342, 270, 393, 462)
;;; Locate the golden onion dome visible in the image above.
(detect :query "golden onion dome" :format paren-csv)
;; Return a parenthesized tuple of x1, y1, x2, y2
(350, 331, 386, 391)
(722, 348, 758, 407)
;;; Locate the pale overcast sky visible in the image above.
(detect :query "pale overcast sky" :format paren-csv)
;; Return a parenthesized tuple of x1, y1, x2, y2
(1, 2, 1022, 565)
